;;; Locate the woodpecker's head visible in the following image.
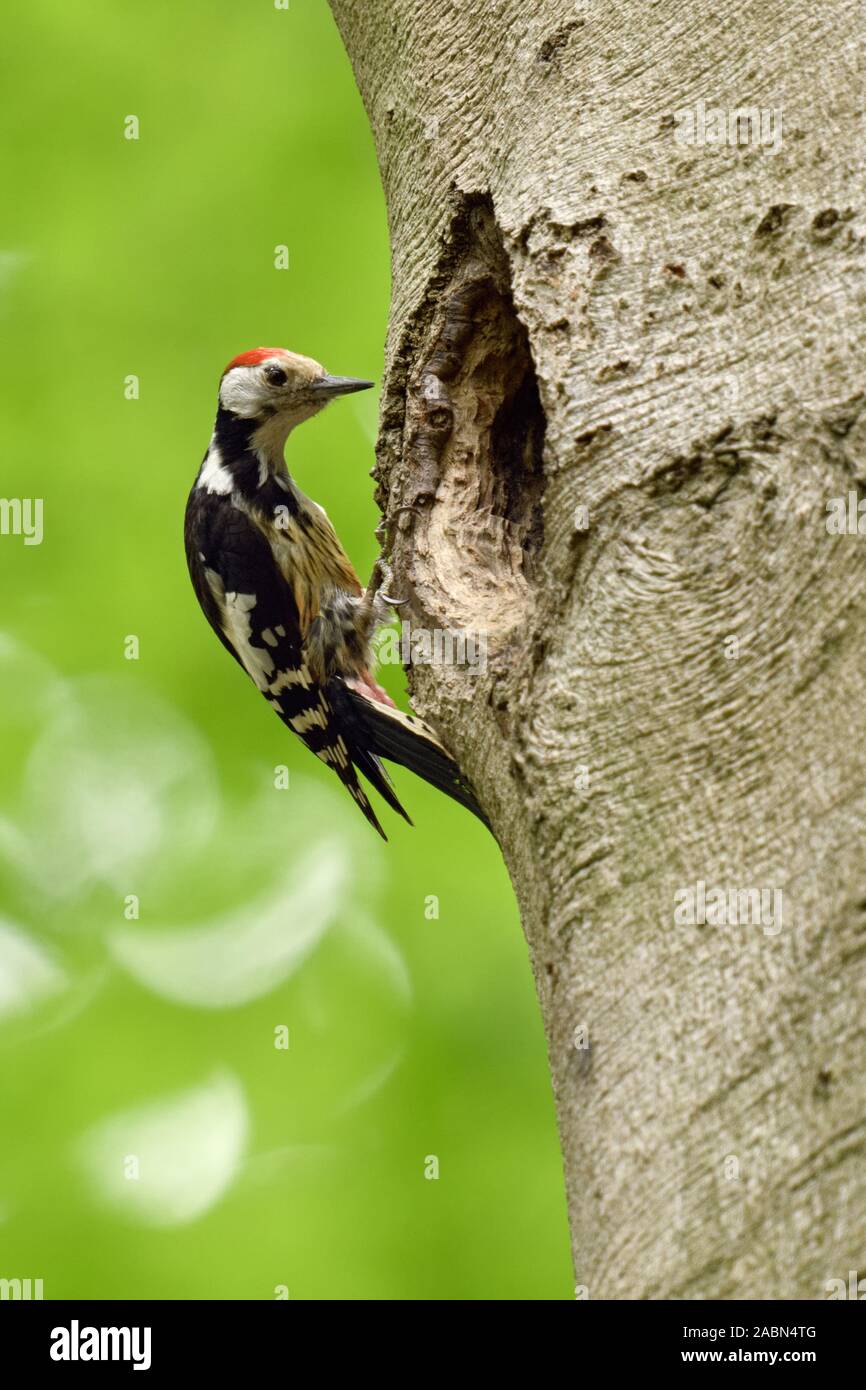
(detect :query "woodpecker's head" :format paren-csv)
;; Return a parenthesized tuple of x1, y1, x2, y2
(218, 347, 373, 457)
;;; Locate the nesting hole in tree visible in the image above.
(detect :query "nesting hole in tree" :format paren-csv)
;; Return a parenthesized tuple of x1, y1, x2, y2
(403, 195, 546, 636)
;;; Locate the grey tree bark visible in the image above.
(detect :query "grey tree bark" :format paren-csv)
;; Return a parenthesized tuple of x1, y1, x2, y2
(328, 0, 866, 1298)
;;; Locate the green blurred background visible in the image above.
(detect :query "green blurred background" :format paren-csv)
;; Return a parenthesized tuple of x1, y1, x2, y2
(0, 0, 570, 1299)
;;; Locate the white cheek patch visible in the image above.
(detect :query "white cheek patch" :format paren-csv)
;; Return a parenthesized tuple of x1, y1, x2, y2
(219, 366, 267, 419)
(197, 443, 234, 495)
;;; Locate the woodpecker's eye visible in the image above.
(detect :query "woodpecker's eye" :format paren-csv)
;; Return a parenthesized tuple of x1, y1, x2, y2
(265, 364, 288, 386)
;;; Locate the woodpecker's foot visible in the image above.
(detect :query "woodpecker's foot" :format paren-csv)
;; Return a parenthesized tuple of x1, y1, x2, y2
(370, 560, 405, 601)
(358, 561, 407, 633)
(374, 563, 407, 611)
(368, 589, 402, 628)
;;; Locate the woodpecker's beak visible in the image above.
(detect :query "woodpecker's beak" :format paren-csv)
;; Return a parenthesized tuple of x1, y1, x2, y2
(313, 375, 375, 398)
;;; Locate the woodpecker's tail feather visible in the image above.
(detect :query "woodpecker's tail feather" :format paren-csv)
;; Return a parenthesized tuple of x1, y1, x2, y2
(350, 745, 414, 828)
(328, 678, 490, 829)
(325, 754, 388, 840)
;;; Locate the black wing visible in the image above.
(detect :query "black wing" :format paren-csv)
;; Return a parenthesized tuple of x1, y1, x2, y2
(185, 488, 396, 837)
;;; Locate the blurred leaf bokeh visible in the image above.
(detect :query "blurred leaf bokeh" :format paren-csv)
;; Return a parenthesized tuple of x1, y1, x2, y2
(0, 0, 571, 1298)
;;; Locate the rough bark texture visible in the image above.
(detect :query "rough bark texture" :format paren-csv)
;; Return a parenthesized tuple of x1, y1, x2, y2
(328, 0, 866, 1298)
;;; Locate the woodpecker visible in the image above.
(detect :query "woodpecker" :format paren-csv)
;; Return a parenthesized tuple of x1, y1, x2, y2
(185, 346, 487, 839)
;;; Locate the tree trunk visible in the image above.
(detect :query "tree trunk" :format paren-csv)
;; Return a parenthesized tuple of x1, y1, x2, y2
(328, 0, 866, 1298)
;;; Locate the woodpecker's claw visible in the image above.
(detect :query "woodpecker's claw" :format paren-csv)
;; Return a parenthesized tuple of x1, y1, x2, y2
(370, 560, 407, 609)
